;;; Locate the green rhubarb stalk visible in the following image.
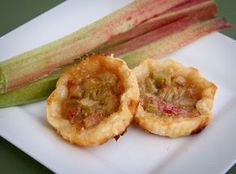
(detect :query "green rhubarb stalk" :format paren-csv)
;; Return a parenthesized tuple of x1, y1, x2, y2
(97, 0, 217, 52)
(0, 71, 60, 107)
(0, 0, 188, 94)
(120, 18, 232, 68)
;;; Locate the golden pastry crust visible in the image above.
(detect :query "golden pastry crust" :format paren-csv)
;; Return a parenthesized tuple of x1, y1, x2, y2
(133, 59, 217, 137)
(47, 55, 139, 146)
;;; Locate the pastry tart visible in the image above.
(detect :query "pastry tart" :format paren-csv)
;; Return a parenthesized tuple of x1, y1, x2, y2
(133, 59, 217, 137)
(47, 55, 139, 146)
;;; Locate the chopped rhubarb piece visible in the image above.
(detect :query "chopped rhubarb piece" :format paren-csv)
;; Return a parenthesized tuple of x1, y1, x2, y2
(158, 101, 187, 115)
(83, 113, 104, 128)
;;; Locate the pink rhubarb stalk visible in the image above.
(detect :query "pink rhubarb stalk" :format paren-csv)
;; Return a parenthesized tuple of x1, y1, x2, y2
(101, 17, 199, 56)
(98, 0, 217, 51)
(120, 18, 232, 68)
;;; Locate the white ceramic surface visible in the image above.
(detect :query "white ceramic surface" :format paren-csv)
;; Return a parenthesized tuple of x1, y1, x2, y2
(0, 0, 236, 173)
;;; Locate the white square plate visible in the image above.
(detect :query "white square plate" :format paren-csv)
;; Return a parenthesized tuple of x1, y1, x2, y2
(0, 0, 236, 173)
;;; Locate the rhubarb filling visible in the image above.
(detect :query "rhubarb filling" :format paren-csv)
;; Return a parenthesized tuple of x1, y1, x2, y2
(62, 69, 123, 129)
(140, 72, 202, 117)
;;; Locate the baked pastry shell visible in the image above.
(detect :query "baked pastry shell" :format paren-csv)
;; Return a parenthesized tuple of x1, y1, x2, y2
(47, 55, 139, 146)
(133, 59, 217, 137)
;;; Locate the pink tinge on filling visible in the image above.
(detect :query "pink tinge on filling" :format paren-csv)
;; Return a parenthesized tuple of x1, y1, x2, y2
(158, 100, 188, 115)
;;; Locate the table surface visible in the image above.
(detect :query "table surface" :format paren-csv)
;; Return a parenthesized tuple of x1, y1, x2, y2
(0, 0, 235, 173)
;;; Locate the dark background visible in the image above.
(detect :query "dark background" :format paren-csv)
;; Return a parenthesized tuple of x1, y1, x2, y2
(0, 0, 235, 173)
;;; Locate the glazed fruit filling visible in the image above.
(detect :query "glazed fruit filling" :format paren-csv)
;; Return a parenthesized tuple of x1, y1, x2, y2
(140, 72, 202, 117)
(63, 70, 123, 128)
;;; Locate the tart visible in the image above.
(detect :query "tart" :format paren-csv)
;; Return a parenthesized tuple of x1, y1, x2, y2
(47, 55, 139, 146)
(133, 59, 217, 137)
